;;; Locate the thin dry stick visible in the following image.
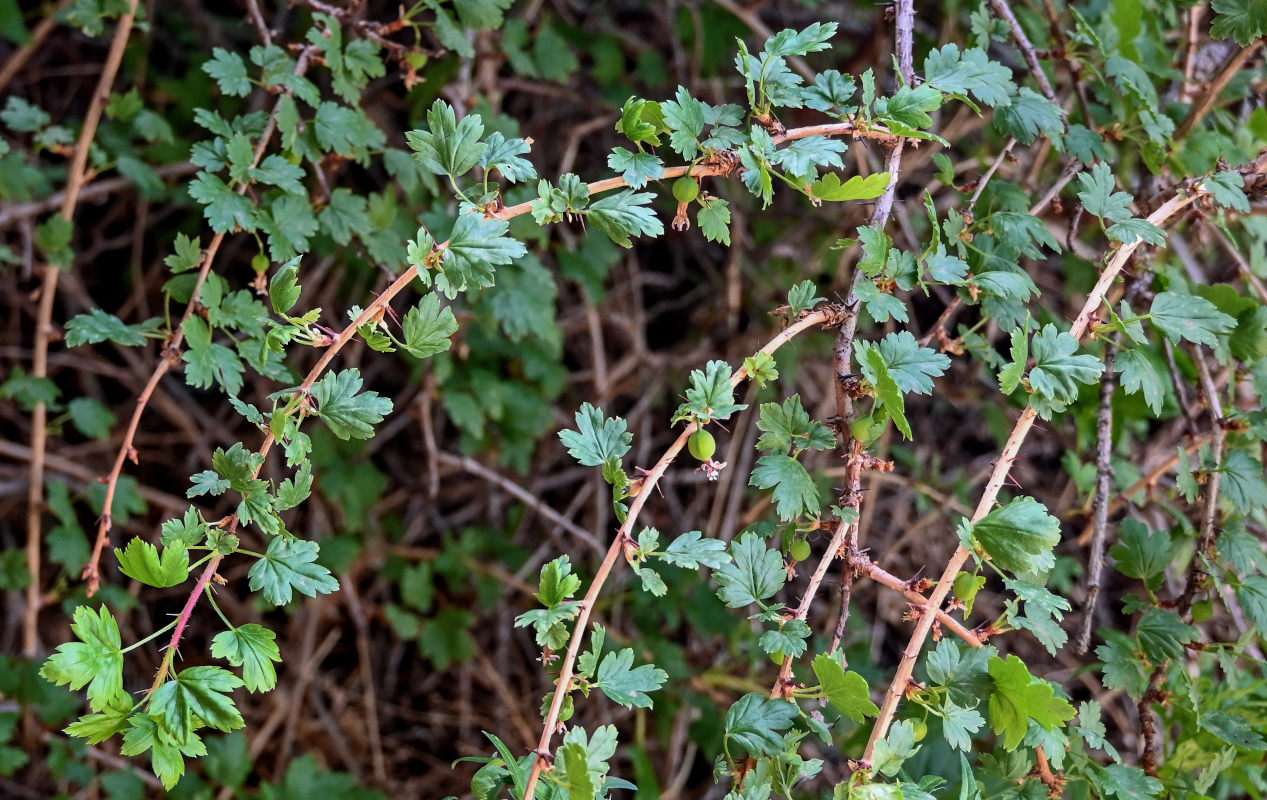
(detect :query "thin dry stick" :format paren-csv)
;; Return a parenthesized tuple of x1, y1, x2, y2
(1180, 5, 1204, 103)
(1173, 39, 1264, 140)
(435, 452, 605, 555)
(1040, 0, 1093, 128)
(771, 0, 917, 699)
(82, 48, 316, 594)
(1141, 346, 1226, 776)
(862, 188, 1203, 764)
(967, 138, 1017, 216)
(1212, 225, 1267, 302)
(0, 0, 74, 93)
(0, 162, 199, 229)
(1075, 438, 1208, 547)
(24, 0, 141, 658)
(1074, 348, 1116, 655)
(989, 0, 1058, 103)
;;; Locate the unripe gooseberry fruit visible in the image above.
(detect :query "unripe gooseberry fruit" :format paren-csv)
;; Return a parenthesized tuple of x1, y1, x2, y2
(1192, 599, 1214, 623)
(851, 415, 880, 444)
(251, 253, 270, 273)
(789, 538, 811, 563)
(912, 719, 928, 742)
(673, 176, 700, 204)
(688, 428, 716, 461)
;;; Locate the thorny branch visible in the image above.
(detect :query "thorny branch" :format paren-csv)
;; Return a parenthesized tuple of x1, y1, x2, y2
(25, 0, 142, 658)
(863, 187, 1206, 765)
(82, 47, 319, 595)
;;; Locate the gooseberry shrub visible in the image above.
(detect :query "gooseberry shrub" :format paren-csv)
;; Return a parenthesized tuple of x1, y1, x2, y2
(3, 1, 1267, 799)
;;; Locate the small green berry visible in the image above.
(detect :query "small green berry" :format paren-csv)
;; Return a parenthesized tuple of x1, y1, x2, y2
(687, 428, 716, 461)
(1192, 599, 1214, 623)
(251, 253, 270, 273)
(789, 538, 811, 563)
(673, 176, 700, 204)
(912, 718, 928, 742)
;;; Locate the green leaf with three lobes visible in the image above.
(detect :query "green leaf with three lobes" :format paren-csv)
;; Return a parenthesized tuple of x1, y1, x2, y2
(715, 531, 786, 607)
(64, 308, 158, 347)
(247, 537, 339, 606)
(211, 624, 281, 693)
(749, 454, 820, 521)
(405, 99, 486, 178)
(310, 368, 393, 440)
(859, 331, 951, 395)
(587, 189, 664, 248)
(1149, 291, 1236, 346)
(987, 655, 1075, 750)
(673, 359, 746, 423)
(756, 394, 836, 454)
(115, 538, 189, 588)
(660, 530, 730, 570)
(724, 692, 799, 758)
(40, 605, 124, 710)
(594, 648, 668, 709)
(971, 497, 1061, 573)
(1027, 324, 1104, 415)
(149, 666, 245, 745)
(535, 555, 582, 606)
(438, 212, 527, 296)
(1110, 519, 1171, 586)
(811, 654, 880, 722)
(65, 692, 133, 745)
(558, 403, 632, 471)
(401, 293, 458, 358)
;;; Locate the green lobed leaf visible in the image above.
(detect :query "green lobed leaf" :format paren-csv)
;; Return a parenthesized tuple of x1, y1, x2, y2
(115, 538, 189, 588)
(310, 368, 393, 440)
(558, 403, 632, 470)
(211, 624, 281, 693)
(714, 531, 786, 607)
(1110, 520, 1171, 587)
(594, 649, 668, 709)
(149, 666, 245, 744)
(39, 605, 124, 711)
(697, 196, 731, 245)
(438, 212, 526, 296)
(606, 147, 663, 189)
(723, 693, 798, 758)
(749, 454, 820, 521)
(587, 189, 663, 248)
(405, 99, 485, 177)
(755, 395, 835, 454)
(247, 537, 339, 606)
(972, 497, 1061, 574)
(812, 654, 879, 722)
(1116, 349, 1165, 414)
(987, 655, 1075, 750)
(401, 293, 458, 358)
(1135, 608, 1199, 663)
(202, 48, 251, 97)
(1149, 291, 1235, 346)
(64, 308, 158, 347)
(673, 359, 747, 423)
(660, 530, 730, 570)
